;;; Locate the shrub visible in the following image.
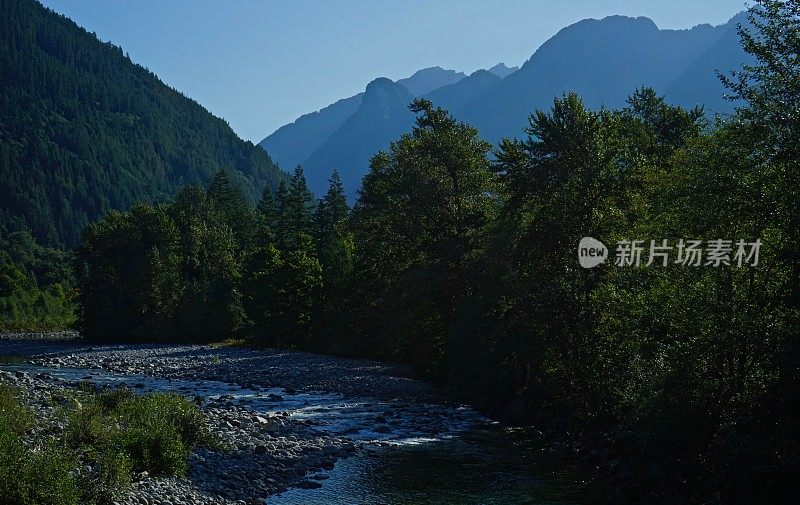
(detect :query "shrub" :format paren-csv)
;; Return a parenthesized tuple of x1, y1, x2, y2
(66, 388, 218, 477)
(106, 392, 218, 475)
(0, 383, 218, 504)
(0, 385, 79, 505)
(0, 384, 32, 432)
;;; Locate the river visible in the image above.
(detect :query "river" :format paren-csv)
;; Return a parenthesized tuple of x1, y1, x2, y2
(0, 338, 580, 504)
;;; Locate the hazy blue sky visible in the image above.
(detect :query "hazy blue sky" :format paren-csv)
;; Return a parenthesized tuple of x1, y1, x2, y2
(39, 0, 746, 142)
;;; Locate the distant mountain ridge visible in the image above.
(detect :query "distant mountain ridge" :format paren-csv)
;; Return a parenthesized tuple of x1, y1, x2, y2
(261, 12, 750, 200)
(488, 63, 519, 78)
(460, 14, 748, 143)
(397, 66, 466, 96)
(258, 65, 471, 183)
(259, 93, 364, 179)
(259, 63, 514, 196)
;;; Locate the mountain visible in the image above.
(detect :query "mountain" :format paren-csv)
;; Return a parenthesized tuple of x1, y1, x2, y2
(396, 66, 466, 96)
(258, 65, 507, 198)
(259, 93, 363, 171)
(424, 70, 501, 116)
(665, 12, 752, 115)
(299, 71, 503, 199)
(488, 63, 519, 78)
(263, 14, 748, 200)
(301, 78, 414, 196)
(460, 15, 740, 143)
(0, 0, 285, 247)
(259, 66, 467, 173)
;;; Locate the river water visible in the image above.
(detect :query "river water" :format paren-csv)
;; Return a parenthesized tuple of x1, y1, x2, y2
(1, 351, 580, 504)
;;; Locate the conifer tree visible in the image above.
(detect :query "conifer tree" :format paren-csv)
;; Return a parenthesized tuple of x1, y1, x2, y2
(255, 186, 278, 246)
(314, 171, 353, 298)
(207, 170, 255, 248)
(274, 180, 290, 250)
(281, 166, 315, 250)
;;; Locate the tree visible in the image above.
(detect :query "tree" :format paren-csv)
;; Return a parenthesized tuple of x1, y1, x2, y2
(244, 169, 322, 346)
(243, 233, 322, 346)
(75, 204, 182, 341)
(170, 186, 245, 341)
(254, 186, 278, 247)
(279, 233, 323, 345)
(487, 92, 617, 413)
(279, 166, 314, 251)
(274, 181, 290, 250)
(720, 0, 800, 162)
(352, 99, 493, 368)
(0, 226, 75, 330)
(314, 171, 354, 305)
(206, 170, 256, 249)
(712, 2, 800, 496)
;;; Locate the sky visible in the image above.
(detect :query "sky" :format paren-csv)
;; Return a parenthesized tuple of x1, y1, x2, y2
(39, 0, 747, 143)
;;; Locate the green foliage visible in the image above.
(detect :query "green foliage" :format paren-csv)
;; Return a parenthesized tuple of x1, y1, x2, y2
(207, 170, 257, 248)
(243, 235, 322, 346)
(0, 227, 75, 330)
(278, 166, 315, 250)
(0, 383, 33, 431)
(66, 388, 218, 478)
(720, 0, 800, 162)
(75, 204, 183, 341)
(351, 98, 494, 368)
(0, 384, 79, 505)
(273, 181, 291, 249)
(75, 169, 329, 346)
(255, 186, 278, 247)
(0, 439, 79, 505)
(0, 383, 217, 504)
(76, 182, 251, 341)
(314, 171, 354, 326)
(172, 185, 246, 340)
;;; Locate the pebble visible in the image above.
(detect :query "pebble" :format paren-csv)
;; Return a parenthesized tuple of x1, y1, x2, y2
(0, 336, 478, 504)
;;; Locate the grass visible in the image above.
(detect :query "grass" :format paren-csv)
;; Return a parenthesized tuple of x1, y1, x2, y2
(208, 337, 247, 349)
(0, 355, 28, 364)
(0, 383, 219, 505)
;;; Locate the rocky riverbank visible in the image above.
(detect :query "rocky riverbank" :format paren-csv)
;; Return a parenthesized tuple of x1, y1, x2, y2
(0, 330, 80, 341)
(0, 337, 484, 504)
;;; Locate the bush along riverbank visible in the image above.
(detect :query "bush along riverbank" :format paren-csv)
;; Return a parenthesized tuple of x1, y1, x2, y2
(0, 378, 218, 505)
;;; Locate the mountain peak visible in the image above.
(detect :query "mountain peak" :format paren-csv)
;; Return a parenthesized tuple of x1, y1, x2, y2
(364, 77, 411, 107)
(365, 76, 396, 92)
(488, 63, 519, 78)
(596, 15, 658, 30)
(396, 67, 466, 96)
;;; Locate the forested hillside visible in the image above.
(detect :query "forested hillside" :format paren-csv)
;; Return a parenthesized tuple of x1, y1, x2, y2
(0, 0, 285, 248)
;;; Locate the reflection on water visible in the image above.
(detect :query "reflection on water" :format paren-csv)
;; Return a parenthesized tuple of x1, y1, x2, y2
(271, 427, 580, 505)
